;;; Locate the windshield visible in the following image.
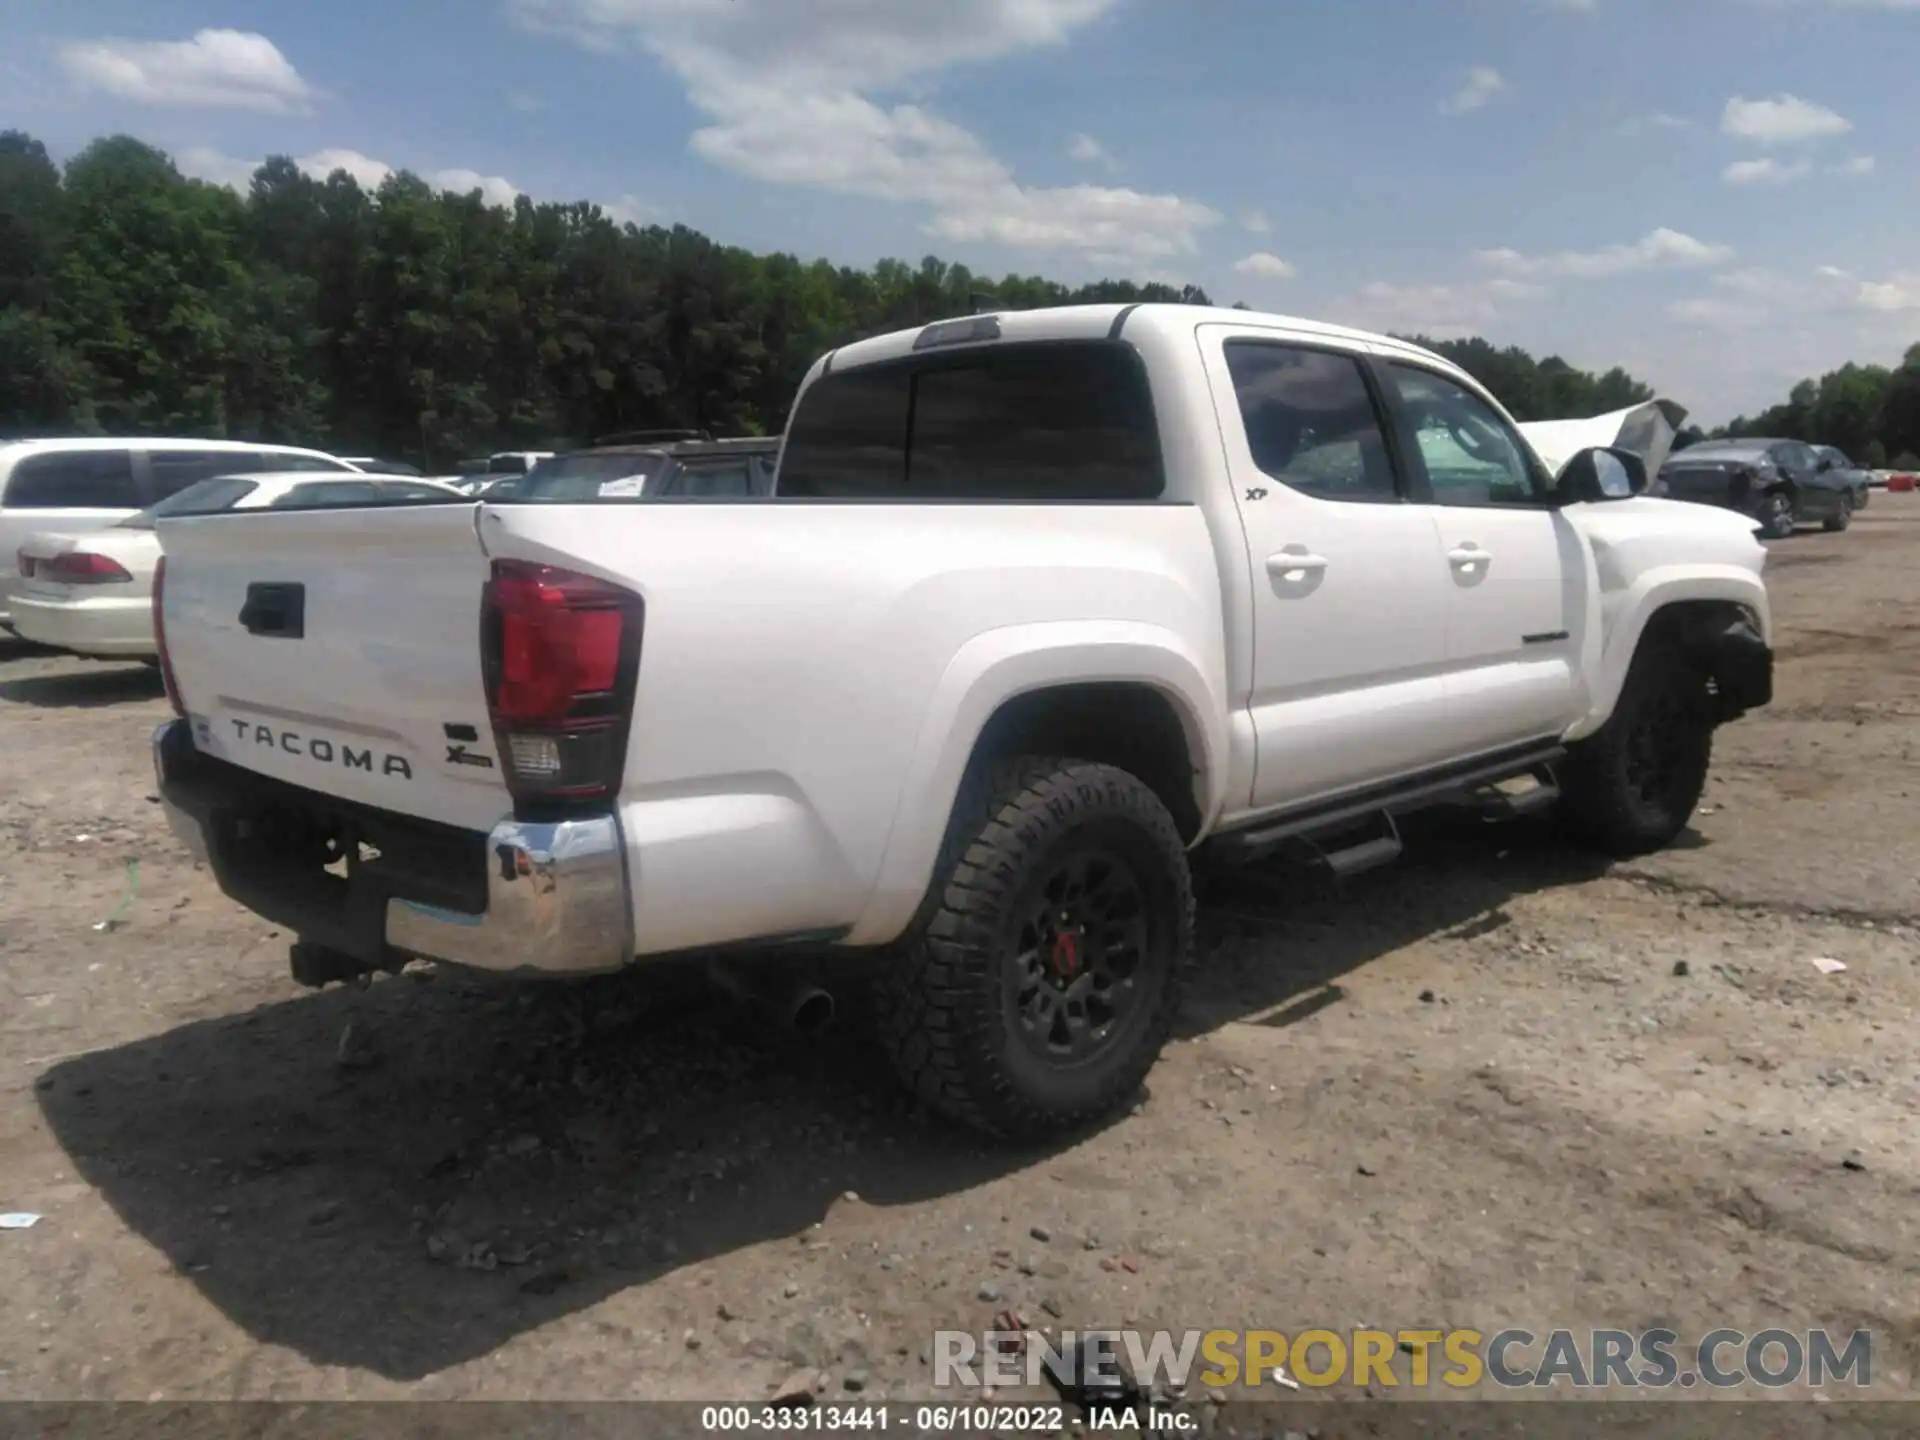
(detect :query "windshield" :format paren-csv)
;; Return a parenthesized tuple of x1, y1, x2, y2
(117, 477, 260, 528)
(512, 452, 662, 502)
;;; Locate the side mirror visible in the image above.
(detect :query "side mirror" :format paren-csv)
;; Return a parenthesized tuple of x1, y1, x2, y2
(1557, 446, 1647, 504)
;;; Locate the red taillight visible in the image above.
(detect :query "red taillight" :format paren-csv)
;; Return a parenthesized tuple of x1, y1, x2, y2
(43, 551, 132, 583)
(481, 559, 642, 807)
(152, 556, 185, 718)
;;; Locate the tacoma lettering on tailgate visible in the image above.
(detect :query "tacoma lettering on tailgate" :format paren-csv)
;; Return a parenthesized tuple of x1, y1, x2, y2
(231, 719, 413, 779)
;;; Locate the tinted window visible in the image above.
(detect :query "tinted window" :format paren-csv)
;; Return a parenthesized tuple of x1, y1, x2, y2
(3, 449, 139, 509)
(514, 452, 662, 502)
(372, 482, 461, 503)
(673, 460, 752, 498)
(149, 449, 262, 500)
(1224, 343, 1398, 503)
(778, 342, 1163, 500)
(1386, 364, 1542, 506)
(257, 450, 358, 474)
(120, 477, 261, 528)
(777, 368, 909, 497)
(268, 482, 382, 508)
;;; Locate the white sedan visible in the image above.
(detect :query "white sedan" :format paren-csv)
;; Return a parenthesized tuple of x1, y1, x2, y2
(9, 471, 463, 661)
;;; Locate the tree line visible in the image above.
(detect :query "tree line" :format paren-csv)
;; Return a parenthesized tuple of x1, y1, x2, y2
(1711, 354, 1920, 468)
(3, 130, 1912, 469)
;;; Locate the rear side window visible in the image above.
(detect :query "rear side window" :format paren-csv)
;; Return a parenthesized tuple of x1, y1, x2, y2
(268, 481, 382, 508)
(257, 451, 357, 474)
(778, 341, 1163, 500)
(122, 477, 262, 528)
(1224, 344, 1399, 503)
(2, 449, 139, 509)
(149, 449, 262, 500)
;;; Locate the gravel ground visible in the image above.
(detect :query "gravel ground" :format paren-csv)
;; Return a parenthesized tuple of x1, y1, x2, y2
(1, 496, 1917, 1423)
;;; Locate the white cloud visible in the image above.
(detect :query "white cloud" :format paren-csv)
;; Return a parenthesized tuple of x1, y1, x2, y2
(1722, 156, 1813, 186)
(1666, 264, 1870, 330)
(1339, 277, 1548, 337)
(1720, 93, 1852, 144)
(601, 194, 649, 227)
(58, 29, 317, 114)
(1857, 276, 1920, 312)
(507, 88, 546, 113)
(174, 143, 524, 208)
(1835, 154, 1876, 176)
(300, 150, 520, 204)
(177, 145, 260, 190)
(1240, 209, 1271, 234)
(1441, 66, 1505, 115)
(300, 147, 395, 189)
(434, 167, 524, 207)
(1066, 132, 1113, 169)
(508, 0, 1222, 264)
(1232, 251, 1297, 280)
(1476, 227, 1734, 280)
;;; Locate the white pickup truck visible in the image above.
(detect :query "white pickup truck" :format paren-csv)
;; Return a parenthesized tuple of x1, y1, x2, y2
(151, 303, 1773, 1139)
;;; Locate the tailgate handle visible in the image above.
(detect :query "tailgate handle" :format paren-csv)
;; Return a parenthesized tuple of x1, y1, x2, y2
(239, 582, 305, 639)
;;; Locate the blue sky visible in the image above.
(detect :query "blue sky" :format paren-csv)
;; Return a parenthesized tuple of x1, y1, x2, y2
(7, 0, 1917, 424)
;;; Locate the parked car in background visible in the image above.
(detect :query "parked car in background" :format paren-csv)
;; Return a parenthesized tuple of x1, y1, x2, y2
(0, 438, 360, 630)
(338, 456, 425, 476)
(9, 471, 461, 661)
(1812, 446, 1871, 510)
(1653, 437, 1856, 538)
(508, 431, 780, 502)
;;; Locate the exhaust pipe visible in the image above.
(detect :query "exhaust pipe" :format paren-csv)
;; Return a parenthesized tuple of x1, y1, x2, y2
(788, 987, 836, 1036)
(704, 958, 836, 1036)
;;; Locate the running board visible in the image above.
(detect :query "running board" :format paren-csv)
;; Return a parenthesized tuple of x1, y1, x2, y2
(1209, 742, 1566, 868)
(1469, 770, 1561, 820)
(1320, 823, 1404, 880)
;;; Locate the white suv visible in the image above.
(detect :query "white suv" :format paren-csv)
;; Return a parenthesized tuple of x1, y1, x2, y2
(0, 438, 357, 629)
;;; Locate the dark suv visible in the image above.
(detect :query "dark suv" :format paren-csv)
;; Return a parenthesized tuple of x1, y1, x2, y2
(1654, 437, 1856, 539)
(503, 432, 779, 503)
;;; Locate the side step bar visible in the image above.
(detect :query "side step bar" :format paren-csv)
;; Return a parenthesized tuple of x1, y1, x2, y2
(1210, 742, 1566, 870)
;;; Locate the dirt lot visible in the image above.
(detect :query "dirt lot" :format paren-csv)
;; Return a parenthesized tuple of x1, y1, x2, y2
(2, 496, 1917, 1416)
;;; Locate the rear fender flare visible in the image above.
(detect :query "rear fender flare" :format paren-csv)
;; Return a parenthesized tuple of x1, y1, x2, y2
(844, 621, 1227, 946)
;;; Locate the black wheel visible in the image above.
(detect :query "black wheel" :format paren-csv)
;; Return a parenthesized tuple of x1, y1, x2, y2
(1823, 493, 1853, 533)
(875, 757, 1193, 1140)
(1560, 641, 1714, 857)
(1758, 489, 1796, 539)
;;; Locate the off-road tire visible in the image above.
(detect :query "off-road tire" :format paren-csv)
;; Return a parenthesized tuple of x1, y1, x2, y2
(1559, 640, 1714, 858)
(1823, 493, 1853, 533)
(1759, 488, 1797, 540)
(875, 757, 1194, 1141)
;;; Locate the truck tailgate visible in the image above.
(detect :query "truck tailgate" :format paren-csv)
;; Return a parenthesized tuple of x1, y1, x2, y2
(157, 503, 511, 833)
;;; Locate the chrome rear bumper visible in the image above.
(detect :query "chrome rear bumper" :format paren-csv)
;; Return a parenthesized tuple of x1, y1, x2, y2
(153, 720, 633, 976)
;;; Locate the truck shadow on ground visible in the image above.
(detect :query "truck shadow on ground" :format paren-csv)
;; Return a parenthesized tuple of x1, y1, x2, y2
(38, 810, 1640, 1382)
(0, 663, 163, 709)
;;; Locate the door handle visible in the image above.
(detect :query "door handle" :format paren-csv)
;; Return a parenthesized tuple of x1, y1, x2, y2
(1447, 545, 1490, 570)
(1266, 551, 1330, 579)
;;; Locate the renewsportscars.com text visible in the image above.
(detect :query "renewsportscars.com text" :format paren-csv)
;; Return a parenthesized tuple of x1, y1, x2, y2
(933, 1326, 1873, 1391)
